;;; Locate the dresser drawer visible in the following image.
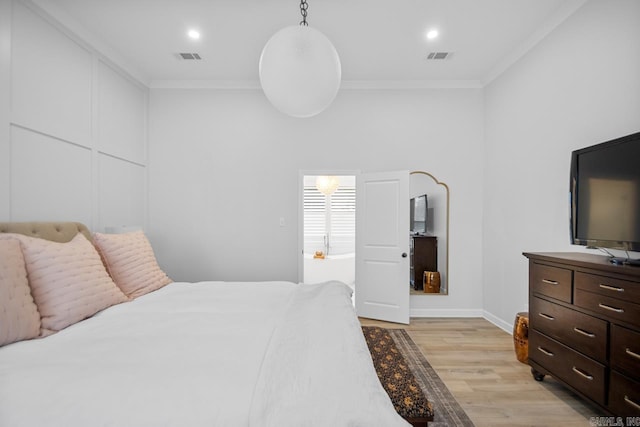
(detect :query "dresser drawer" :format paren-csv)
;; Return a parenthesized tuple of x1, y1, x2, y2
(611, 325, 640, 381)
(530, 297, 608, 363)
(529, 330, 606, 405)
(575, 271, 640, 302)
(608, 371, 640, 416)
(530, 263, 573, 303)
(574, 289, 640, 328)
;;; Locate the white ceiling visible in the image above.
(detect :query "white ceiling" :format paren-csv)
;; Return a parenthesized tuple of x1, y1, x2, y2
(32, 0, 587, 86)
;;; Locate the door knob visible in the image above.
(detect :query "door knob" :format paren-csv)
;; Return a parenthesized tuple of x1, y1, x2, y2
(402, 252, 407, 258)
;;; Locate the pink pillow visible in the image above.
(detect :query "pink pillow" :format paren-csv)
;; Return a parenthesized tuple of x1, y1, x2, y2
(0, 239, 41, 346)
(93, 231, 172, 298)
(0, 233, 128, 335)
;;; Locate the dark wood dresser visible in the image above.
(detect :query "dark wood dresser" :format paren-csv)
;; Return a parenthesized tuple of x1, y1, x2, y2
(410, 235, 437, 290)
(524, 252, 640, 416)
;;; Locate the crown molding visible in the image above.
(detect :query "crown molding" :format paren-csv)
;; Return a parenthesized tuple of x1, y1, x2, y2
(149, 79, 483, 90)
(149, 80, 261, 90)
(341, 80, 483, 90)
(481, 0, 587, 86)
(26, 0, 150, 87)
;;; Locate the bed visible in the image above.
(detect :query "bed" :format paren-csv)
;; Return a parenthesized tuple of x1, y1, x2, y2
(0, 222, 410, 427)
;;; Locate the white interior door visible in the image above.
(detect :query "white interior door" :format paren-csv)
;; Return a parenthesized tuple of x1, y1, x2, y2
(355, 171, 409, 324)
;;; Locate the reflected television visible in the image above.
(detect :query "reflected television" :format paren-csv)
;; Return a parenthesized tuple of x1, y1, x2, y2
(410, 194, 428, 235)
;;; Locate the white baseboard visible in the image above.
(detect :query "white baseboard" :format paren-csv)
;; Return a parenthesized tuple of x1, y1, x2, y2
(409, 308, 516, 336)
(482, 310, 513, 334)
(410, 308, 484, 318)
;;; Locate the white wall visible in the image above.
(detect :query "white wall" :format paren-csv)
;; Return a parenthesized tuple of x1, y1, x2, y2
(10, 0, 636, 326)
(483, 0, 640, 330)
(149, 87, 485, 315)
(0, 0, 148, 232)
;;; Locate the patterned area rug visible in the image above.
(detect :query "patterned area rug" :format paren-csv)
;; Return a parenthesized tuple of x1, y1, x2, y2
(363, 326, 475, 427)
(363, 326, 434, 425)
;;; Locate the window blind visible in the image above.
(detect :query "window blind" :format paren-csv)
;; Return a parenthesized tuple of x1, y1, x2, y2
(303, 184, 355, 256)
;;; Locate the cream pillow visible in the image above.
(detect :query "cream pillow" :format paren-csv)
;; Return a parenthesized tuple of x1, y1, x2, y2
(0, 239, 41, 346)
(93, 231, 172, 298)
(0, 233, 129, 335)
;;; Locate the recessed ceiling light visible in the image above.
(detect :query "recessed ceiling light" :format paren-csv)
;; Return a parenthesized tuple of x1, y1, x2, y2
(426, 29, 439, 40)
(187, 29, 200, 40)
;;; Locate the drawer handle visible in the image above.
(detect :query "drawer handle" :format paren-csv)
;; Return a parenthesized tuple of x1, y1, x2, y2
(572, 366, 593, 381)
(626, 348, 640, 360)
(625, 395, 640, 411)
(537, 346, 554, 357)
(598, 303, 624, 313)
(542, 279, 559, 285)
(573, 327, 595, 338)
(538, 313, 555, 321)
(599, 283, 624, 292)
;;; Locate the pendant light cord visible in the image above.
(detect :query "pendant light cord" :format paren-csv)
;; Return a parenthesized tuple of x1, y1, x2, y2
(300, 0, 309, 26)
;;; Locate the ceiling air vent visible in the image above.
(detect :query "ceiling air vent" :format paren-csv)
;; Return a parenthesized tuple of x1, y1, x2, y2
(426, 52, 450, 60)
(177, 53, 202, 60)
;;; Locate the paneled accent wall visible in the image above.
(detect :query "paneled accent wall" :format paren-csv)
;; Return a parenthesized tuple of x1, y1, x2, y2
(0, 0, 12, 221)
(0, 0, 147, 231)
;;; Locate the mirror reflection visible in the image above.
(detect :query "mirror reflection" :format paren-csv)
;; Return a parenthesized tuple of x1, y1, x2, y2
(409, 171, 449, 295)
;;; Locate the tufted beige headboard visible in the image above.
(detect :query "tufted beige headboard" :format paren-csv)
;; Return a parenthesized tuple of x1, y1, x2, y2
(0, 222, 92, 243)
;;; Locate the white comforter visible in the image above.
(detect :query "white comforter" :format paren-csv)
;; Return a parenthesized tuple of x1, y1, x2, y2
(0, 281, 409, 427)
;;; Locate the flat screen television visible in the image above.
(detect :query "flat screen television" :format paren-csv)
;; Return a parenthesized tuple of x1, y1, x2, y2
(410, 194, 428, 235)
(570, 131, 640, 262)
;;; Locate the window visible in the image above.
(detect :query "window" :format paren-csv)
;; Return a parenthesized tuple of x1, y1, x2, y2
(303, 176, 355, 256)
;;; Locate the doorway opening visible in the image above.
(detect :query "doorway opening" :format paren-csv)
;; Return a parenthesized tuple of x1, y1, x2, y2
(301, 174, 356, 290)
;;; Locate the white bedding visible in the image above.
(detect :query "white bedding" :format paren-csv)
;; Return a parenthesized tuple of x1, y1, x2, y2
(0, 280, 409, 427)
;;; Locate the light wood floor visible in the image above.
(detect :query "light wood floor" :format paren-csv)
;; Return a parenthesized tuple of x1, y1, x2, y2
(359, 317, 602, 427)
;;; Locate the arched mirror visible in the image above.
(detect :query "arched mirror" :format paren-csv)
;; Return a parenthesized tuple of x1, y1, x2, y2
(409, 171, 449, 295)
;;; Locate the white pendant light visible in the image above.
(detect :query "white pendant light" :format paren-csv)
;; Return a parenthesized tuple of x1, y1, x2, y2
(316, 176, 340, 196)
(259, 0, 341, 118)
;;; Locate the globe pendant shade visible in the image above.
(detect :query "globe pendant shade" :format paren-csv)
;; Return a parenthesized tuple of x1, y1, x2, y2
(259, 25, 341, 118)
(316, 175, 340, 195)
